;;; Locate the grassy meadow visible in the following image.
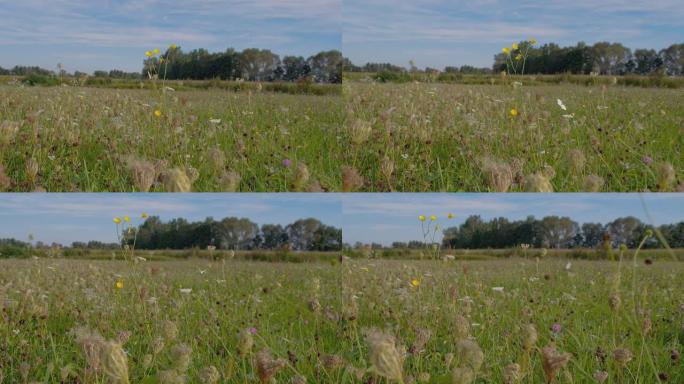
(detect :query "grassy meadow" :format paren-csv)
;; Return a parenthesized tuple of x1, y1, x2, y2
(342, 81, 683, 192)
(0, 83, 342, 192)
(1, 257, 682, 383)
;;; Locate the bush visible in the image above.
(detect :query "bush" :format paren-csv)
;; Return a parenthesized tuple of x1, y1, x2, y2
(22, 74, 61, 86)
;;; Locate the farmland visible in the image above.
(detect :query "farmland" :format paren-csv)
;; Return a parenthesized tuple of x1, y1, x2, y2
(342, 80, 683, 192)
(1, 257, 682, 383)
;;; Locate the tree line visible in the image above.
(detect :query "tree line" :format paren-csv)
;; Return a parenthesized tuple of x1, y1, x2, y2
(493, 41, 684, 76)
(343, 41, 684, 76)
(129, 216, 341, 252)
(0, 48, 342, 84)
(440, 215, 684, 250)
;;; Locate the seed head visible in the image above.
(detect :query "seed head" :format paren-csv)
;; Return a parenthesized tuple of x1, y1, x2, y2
(161, 320, 178, 341)
(451, 367, 475, 384)
(292, 163, 310, 191)
(612, 347, 633, 367)
(198, 365, 220, 384)
(541, 345, 571, 383)
(0, 165, 11, 191)
(342, 166, 364, 192)
(455, 339, 483, 372)
(582, 174, 604, 192)
(207, 147, 225, 173)
(655, 162, 675, 191)
(350, 119, 372, 144)
(99, 341, 130, 384)
(126, 157, 156, 192)
(480, 158, 513, 192)
(567, 149, 586, 172)
(365, 329, 405, 382)
(524, 173, 553, 192)
(522, 323, 538, 352)
(503, 363, 521, 384)
(237, 328, 254, 357)
(163, 168, 193, 192)
(169, 343, 192, 372)
(256, 350, 287, 384)
(593, 370, 608, 383)
(220, 170, 241, 192)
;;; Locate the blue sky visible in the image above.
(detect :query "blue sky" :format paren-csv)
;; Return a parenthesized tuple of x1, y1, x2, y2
(0, 194, 341, 245)
(0, 0, 340, 73)
(342, 194, 684, 246)
(344, 0, 684, 69)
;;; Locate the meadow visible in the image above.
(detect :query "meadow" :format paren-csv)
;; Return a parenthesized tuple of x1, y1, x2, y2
(342, 80, 683, 192)
(0, 82, 342, 192)
(1, 257, 682, 383)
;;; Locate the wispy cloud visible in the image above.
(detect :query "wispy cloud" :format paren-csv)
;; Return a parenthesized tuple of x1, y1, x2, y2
(0, 0, 341, 72)
(344, 0, 684, 68)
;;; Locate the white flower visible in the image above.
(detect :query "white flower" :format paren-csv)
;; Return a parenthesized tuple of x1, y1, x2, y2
(492, 286, 504, 292)
(180, 288, 192, 294)
(209, 118, 222, 124)
(557, 99, 567, 111)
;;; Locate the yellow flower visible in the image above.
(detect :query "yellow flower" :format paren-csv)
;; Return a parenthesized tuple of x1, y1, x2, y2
(154, 110, 162, 118)
(141, 212, 148, 219)
(169, 43, 177, 50)
(123, 215, 130, 222)
(515, 54, 523, 61)
(430, 215, 437, 221)
(113, 217, 122, 224)
(115, 280, 123, 289)
(447, 213, 454, 219)
(145, 51, 153, 58)
(529, 38, 537, 45)
(419, 215, 426, 222)
(153, 48, 160, 55)
(510, 108, 519, 117)
(411, 279, 421, 288)
(502, 47, 510, 54)
(512, 43, 519, 50)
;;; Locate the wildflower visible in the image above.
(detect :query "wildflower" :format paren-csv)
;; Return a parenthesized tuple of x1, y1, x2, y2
(141, 212, 148, 219)
(642, 155, 654, 166)
(113, 217, 122, 224)
(419, 215, 426, 222)
(154, 110, 162, 118)
(123, 216, 130, 223)
(321, 354, 346, 370)
(169, 43, 177, 50)
(529, 38, 537, 45)
(612, 348, 633, 367)
(556, 99, 567, 111)
(411, 278, 421, 288)
(248, 327, 257, 334)
(515, 54, 522, 61)
(145, 51, 153, 57)
(551, 323, 562, 334)
(365, 329, 404, 382)
(430, 215, 437, 221)
(502, 47, 510, 54)
(115, 280, 124, 289)
(153, 48, 160, 55)
(510, 108, 518, 117)
(282, 159, 292, 168)
(541, 345, 571, 383)
(448, 213, 454, 219)
(512, 43, 519, 50)
(256, 350, 287, 384)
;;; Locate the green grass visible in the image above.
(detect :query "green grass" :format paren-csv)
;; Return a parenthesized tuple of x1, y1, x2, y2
(1, 257, 681, 383)
(0, 85, 342, 191)
(342, 81, 683, 191)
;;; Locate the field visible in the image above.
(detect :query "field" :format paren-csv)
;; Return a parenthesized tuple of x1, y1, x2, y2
(342, 81, 683, 192)
(0, 84, 342, 192)
(2, 257, 682, 383)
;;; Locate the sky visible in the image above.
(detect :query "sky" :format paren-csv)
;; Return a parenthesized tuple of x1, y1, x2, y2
(0, 194, 341, 245)
(344, 0, 684, 69)
(0, 0, 341, 73)
(342, 194, 684, 246)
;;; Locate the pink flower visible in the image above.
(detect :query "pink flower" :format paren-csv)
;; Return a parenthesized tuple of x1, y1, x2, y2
(248, 327, 257, 334)
(642, 156, 653, 166)
(551, 323, 562, 334)
(282, 159, 292, 168)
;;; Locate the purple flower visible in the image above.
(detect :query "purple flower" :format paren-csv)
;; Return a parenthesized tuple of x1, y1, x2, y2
(551, 323, 562, 334)
(248, 327, 257, 335)
(642, 156, 653, 166)
(282, 159, 292, 168)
